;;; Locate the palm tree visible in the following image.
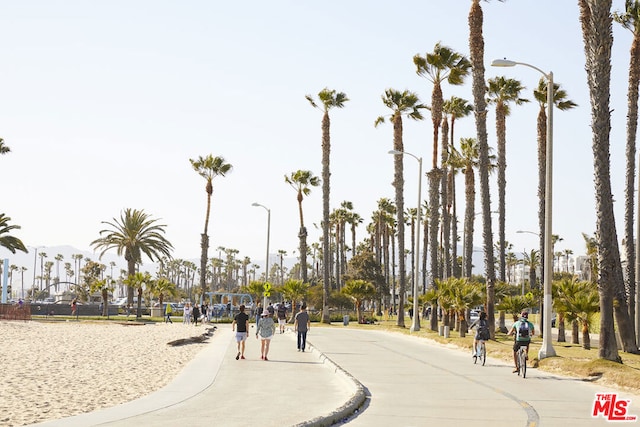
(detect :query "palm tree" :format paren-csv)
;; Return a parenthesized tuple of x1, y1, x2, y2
(414, 43, 471, 310)
(443, 97, 473, 278)
(487, 76, 529, 283)
(123, 272, 152, 318)
(91, 208, 173, 314)
(0, 214, 27, 254)
(0, 138, 10, 155)
(278, 279, 310, 321)
(306, 87, 349, 324)
(533, 79, 577, 289)
(189, 155, 232, 298)
(375, 89, 426, 328)
(342, 279, 376, 324)
(579, 0, 638, 358)
(524, 249, 540, 293)
(614, 0, 640, 341)
(449, 138, 495, 280)
(468, 0, 499, 338)
(152, 277, 178, 311)
(285, 170, 320, 283)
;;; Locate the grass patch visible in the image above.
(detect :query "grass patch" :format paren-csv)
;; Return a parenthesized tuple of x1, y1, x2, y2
(325, 317, 640, 394)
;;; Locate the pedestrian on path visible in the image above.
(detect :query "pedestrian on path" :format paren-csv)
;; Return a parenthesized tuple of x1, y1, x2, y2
(165, 303, 173, 323)
(183, 303, 191, 325)
(277, 302, 288, 333)
(256, 309, 276, 360)
(192, 304, 200, 326)
(232, 304, 249, 360)
(294, 303, 310, 352)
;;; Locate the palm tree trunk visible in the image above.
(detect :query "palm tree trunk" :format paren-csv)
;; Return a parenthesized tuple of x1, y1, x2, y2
(579, 0, 624, 360)
(321, 111, 331, 323)
(393, 115, 406, 328)
(428, 169, 442, 332)
(469, 0, 496, 338)
(558, 312, 566, 342)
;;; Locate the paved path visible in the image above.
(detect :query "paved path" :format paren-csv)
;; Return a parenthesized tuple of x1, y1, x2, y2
(31, 324, 640, 427)
(307, 327, 640, 427)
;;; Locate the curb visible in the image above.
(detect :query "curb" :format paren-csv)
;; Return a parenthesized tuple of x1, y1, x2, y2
(295, 340, 367, 427)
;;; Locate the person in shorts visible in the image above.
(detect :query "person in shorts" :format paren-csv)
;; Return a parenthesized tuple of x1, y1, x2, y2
(468, 311, 489, 359)
(507, 310, 535, 372)
(232, 304, 249, 360)
(256, 309, 276, 360)
(277, 302, 288, 333)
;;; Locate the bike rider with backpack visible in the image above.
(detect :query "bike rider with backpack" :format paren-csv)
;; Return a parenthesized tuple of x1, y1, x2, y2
(468, 311, 490, 360)
(507, 310, 535, 373)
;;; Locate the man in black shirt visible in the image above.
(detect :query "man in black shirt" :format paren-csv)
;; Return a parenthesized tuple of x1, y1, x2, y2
(232, 304, 249, 360)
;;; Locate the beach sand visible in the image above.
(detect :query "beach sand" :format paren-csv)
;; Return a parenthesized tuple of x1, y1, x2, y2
(0, 319, 212, 427)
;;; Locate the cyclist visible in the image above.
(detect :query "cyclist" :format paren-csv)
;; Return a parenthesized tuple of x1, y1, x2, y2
(507, 310, 535, 373)
(468, 311, 490, 360)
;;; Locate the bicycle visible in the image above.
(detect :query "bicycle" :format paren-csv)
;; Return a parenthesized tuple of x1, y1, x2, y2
(473, 340, 486, 366)
(516, 345, 527, 378)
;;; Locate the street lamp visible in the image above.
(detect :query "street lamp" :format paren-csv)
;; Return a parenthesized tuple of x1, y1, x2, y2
(252, 202, 271, 308)
(389, 149, 422, 332)
(493, 58, 556, 359)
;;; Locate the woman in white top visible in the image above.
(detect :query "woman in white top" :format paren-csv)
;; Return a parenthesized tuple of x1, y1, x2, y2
(255, 309, 276, 360)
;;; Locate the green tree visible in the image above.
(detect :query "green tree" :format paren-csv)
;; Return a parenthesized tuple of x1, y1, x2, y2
(190, 154, 232, 298)
(306, 87, 349, 324)
(442, 96, 474, 279)
(414, 43, 471, 312)
(376, 89, 426, 329)
(614, 0, 640, 342)
(0, 214, 27, 254)
(285, 170, 319, 283)
(342, 279, 376, 324)
(123, 271, 152, 318)
(468, 0, 499, 340)
(91, 208, 173, 313)
(579, 0, 638, 359)
(487, 76, 528, 283)
(277, 279, 310, 321)
(152, 277, 178, 309)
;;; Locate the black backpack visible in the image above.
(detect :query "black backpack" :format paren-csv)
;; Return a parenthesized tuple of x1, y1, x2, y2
(517, 320, 530, 339)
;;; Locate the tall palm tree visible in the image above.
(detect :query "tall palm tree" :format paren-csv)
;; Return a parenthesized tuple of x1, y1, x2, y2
(443, 97, 474, 279)
(91, 208, 173, 313)
(306, 87, 349, 324)
(376, 89, 426, 328)
(449, 138, 496, 280)
(614, 0, 640, 341)
(414, 43, 471, 306)
(487, 76, 529, 283)
(468, 0, 500, 338)
(190, 154, 232, 299)
(533, 79, 577, 291)
(0, 214, 27, 254)
(579, 0, 639, 358)
(285, 169, 320, 283)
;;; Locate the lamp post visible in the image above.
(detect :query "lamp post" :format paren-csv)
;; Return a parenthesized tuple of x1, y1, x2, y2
(252, 202, 271, 308)
(389, 149, 422, 332)
(494, 58, 556, 359)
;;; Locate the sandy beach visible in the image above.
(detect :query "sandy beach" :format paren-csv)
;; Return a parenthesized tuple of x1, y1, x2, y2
(0, 320, 212, 427)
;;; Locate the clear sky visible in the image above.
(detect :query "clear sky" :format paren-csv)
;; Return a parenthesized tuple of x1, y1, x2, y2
(0, 1, 634, 277)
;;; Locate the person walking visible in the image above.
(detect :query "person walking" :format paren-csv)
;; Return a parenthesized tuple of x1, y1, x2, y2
(256, 309, 276, 360)
(267, 302, 275, 318)
(183, 303, 191, 325)
(70, 298, 78, 316)
(294, 303, 310, 352)
(232, 304, 249, 360)
(192, 304, 200, 326)
(277, 302, 288, 333)
(165, 303, 173, 323)
(254, 302, 263, 326)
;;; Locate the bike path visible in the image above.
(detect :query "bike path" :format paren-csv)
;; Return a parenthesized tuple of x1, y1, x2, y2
(307, 327, 640, 427)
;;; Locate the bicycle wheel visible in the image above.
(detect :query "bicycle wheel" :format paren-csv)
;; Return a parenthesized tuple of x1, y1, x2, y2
(481, 342, 486, 366)
(522, 350, 527, 378)
(518, 349, 526, 378)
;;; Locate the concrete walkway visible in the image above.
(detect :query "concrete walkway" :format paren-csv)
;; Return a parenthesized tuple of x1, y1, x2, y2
(31, 324, 362, 427)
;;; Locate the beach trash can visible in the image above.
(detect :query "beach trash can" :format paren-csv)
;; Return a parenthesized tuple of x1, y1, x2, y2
(343, 315, 349, 326)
